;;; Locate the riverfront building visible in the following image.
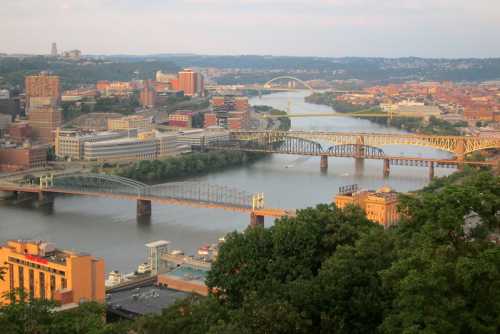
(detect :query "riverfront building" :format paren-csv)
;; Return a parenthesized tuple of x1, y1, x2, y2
(335, 186, 400, 227)
(55, 129, 125, 160)
(0, 240, 105, 306)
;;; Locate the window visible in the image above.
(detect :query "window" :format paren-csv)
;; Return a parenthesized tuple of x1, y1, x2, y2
(28, 269, 34, 300)
(61, 277, 67, 289)
(18, 266, 24, 293)
(50, 275, 56, 300)
(9, 264, 14, 292)
(39, 272, 45, 299)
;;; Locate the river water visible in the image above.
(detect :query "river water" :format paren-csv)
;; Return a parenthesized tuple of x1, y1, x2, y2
(0, 92, 453, 272)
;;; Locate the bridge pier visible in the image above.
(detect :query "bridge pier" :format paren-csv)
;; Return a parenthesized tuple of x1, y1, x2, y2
(137, 199, 152, 219)
(383, 159, 390, 178)
(249, 212, 265, 228)
(35, 191, 55, 209)
(355, 158, 364, 176)
(320, 155, 328, 172)
(429, 162, 435, 180)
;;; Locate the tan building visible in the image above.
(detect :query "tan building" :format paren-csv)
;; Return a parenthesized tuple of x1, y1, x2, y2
(0, 240, 105, 306)
(55, 129, 125, 160)
(27, 97, 62, 144)
(335, 186, 400, 227)
(107, 115, 151, 131)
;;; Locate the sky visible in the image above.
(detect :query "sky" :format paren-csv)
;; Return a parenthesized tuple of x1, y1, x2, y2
(2, 0, 500, 58)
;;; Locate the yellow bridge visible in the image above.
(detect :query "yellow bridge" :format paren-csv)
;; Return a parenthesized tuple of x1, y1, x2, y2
(229, 130, 500, 160)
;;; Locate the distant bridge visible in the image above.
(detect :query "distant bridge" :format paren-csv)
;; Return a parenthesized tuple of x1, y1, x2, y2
(207, 131, 499, 179)
(0, 174, 293, 227)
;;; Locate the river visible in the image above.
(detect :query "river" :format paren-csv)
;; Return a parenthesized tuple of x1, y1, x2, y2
(0, 91, 453, 273)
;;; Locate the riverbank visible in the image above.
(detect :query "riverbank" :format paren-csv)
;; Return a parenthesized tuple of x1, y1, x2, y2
(109, 151, 268, 183)
(254, 105, 291, 131)
(305, 92, 466, 136)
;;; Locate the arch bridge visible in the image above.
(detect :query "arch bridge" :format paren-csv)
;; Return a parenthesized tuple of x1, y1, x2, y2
(263, 76, 315, 92)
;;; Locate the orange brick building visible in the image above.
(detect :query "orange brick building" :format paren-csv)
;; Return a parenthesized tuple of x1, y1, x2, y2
(178, 69, 204, 97)
(0, 240, 105, 306)
(335, 186, 400, 227)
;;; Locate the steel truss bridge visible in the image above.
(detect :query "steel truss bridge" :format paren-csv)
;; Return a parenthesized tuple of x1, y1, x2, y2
(225, 130, 500, 159)
(0, 174, 292, 226)
(207, 131, 499, 177)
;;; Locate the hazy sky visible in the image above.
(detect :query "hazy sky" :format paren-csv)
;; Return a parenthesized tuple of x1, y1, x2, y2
(2, 0, 499, 58)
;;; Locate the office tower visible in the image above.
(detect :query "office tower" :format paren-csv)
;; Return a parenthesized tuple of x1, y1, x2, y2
(27, 97, 62, 144)
(51, 42, 58, 57)
(178, 69, 204, 97)
(25, 73, 61, 103)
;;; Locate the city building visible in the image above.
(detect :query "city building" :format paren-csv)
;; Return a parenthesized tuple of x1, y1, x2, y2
(62, 50, 82, 61)
(27, 97, 62, 144)
(7, 122, 32, 144)
(157, 265, 209, 296)
(69, 112, 122, 131)
(108, 115, 152, 131)
(50, 42, 58, 57)
(0, 240, 105, 306)
(107, 285, 190, 320)
(155, 71, 177, 83)
(140, 80, 156, 108)
(25, 73, 61, 105)
(168, 113, 192, 128)
(334, 185, 400, 227)
(178, 69, 204, 97)
(0, 143, 47, 172)
(55, 129, 125, 160)
(83, 134, 157, 161)
(96, 81, 132, 96)
(210, 95, 249, 129)
(156, 132, 179, 158)
(176, 129, 229, 149)
(145, 241, 170, 275)
(0, 113, 12, 135)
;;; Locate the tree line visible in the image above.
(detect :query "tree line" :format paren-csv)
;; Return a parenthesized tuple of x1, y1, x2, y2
(112, 151, 267, 183)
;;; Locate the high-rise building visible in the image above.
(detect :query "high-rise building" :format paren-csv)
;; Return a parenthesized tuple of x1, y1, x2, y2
(25, 73, 61, 103)
(51, 43, 58, 57)
(140, 80, 156, 108)
(0, 240, 105, 306)
(178, 69, 204, 97)
(27, 97, 62, 144)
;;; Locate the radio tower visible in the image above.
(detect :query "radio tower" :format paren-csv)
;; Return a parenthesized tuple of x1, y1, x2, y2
(50, 42, 58, 57)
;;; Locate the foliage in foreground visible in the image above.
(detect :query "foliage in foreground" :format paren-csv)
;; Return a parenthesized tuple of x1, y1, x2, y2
(1, 169, 499, 333)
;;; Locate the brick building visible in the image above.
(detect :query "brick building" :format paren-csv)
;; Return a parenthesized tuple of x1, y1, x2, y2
(0, 144, 47, 172)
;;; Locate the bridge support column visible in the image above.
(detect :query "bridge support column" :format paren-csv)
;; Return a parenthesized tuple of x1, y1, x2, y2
(383, 159, 390, 178)
(35, 192, 54, 209)
(137, 200, 152, 219)
(429, 162, 435, 180)
(249, 212, 264, 228)
(355, 158, 364, 176)
(320, 155, 328, 172)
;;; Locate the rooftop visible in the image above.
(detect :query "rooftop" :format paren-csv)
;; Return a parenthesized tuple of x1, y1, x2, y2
(107, 285, 190, 319)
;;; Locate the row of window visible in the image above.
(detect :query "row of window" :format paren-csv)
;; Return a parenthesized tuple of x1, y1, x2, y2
(8, 256, 66, 276)
(9, 264, 67, 300)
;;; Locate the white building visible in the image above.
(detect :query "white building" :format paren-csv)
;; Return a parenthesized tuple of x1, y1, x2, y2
(145, 240, 170, 275)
